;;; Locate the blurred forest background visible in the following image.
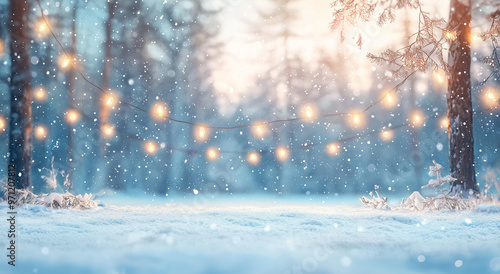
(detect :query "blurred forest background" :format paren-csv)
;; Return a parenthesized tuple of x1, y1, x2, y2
(0, 0, 498, 196)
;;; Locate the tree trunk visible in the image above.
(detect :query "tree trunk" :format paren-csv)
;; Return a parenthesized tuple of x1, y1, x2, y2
(67, 2, 78, 188)
(9, 0, 32, 190)
(447, 0, 478, 194)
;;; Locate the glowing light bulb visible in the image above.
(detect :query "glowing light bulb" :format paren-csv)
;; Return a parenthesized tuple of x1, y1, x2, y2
(251, 122, 269, 139)
(37, 20, 49, 37)
(382, 92, 397, 109)
(65, 109, 81, 125)
(247, 151, 261, 165)
(471, 33, 480, 42)
(102, 93, 119, 109)
(33, 86, 48, 102)
(0, 40, 4, 56)
(144, 141, 158, 155)
(481, 88, 499, 110)
(151, 102, 168, 121)
(194, 126, 210, 142)
(275, 146, 289, 162)
(206, 147, 219, 161)
(34, 125, 48, 140)
(380, 130, 394, 141)
(0, 115, 6, 132)
(326, 142, 340, 156)
(410, 110, 425, 128)
(101, 123, 115, 138)
(444, 30, 457, 41)
(301, 104, 317, 121)
(347, 112, 363, 129)
(435, 71, 445, 84)
(440, 116, 449, 129)
(58, 55, 72, 69)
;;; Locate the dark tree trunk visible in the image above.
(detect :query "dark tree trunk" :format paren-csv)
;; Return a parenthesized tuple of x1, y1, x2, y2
(447, 0, 478, 194)
(9, 0, 32, 190)
(67, 2, 78, 188)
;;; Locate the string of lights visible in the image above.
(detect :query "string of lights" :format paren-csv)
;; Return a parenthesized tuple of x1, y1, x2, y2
(34, 0, 414, 131)
(18, 0, 496, 147)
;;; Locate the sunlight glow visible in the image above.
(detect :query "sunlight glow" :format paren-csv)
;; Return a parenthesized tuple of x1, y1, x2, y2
(326, 142, 340, 156)
(34, 125, 48, 140)
(33, 86, 48, 102)
(144, 141, 158, 155)
(101, 123, 115, 138)
(246, 151, 260, 165)
(65, 109, 81, 125)
(206, 147, 219, 161)
(275, 146, 289, 162)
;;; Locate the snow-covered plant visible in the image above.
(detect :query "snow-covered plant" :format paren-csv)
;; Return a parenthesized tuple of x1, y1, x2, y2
(360, 185, 388, 209)
(421, 160, 457, 190)
(402, 160, 500, 211)
(0, 158, 99, 210)
(42, 157, 59, 192)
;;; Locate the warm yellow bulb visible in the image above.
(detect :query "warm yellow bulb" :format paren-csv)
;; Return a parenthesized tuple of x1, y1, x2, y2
(33, 86, 48, 102)
(194, 126, 210, 142)
(58, 55, 72, 69)
(0, 115, 6, 132)
(347, 112, 363, 129)
(301, 104, 317, 121)
(101, 123, 115, 138)
(0, 40, 4, 56)
(37, 20, 49, 37)
(440, 116, 450, 129)
(151, 102, 168, 121)
(275, 146, 289, 162)
(34, 125, 48, 140)
(410, 110, 425, 128)
(144, 141, 158, 155)
(102, 93, 119, 109)
(382, 92, 398, 109)
(481, 88, 499, 111)
(435, 72, 444, 83)
(380, 130, 394, 141)
(247, 151, 260, 165)
(326, 142, 340, 156)
(65, 109, 81, 125)
(251, 122, 269, 139)
(206, 147, 219, 161)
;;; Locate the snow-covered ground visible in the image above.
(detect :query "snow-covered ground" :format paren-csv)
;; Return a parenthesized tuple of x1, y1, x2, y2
(1, 194, 500, 274)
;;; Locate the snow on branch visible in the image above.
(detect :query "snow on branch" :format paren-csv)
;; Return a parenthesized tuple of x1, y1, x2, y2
(360, 185, 388, 209)
(1, 161, 98, 210)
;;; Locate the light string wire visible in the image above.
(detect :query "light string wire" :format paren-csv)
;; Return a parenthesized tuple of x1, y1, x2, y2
(35, 0, 411, 130)
(34, 0, 498, 134)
